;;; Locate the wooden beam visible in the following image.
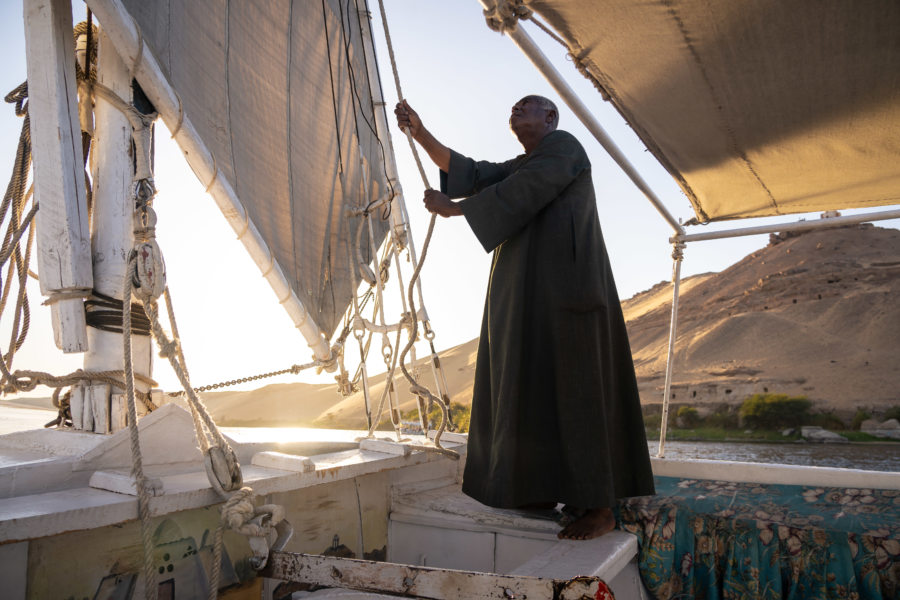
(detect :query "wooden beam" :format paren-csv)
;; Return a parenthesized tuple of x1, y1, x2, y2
(82, 30, 153, 432)
(23, 0, 92, 353)
(263, 552, 607, 600)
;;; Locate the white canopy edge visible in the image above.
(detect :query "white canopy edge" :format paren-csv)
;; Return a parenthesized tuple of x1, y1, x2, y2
(85, 0, 333, 364)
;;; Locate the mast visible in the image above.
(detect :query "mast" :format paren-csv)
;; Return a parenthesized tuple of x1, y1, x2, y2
(77, 30, 154, 433)
(23, 0, 92, 353)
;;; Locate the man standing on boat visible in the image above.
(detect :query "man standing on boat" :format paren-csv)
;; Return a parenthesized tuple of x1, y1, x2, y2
(395, 96, 654, 540)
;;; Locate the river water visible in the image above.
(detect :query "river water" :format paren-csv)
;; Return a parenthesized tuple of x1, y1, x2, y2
(650, 439, 900, 472)
(1, 405, 898, 472)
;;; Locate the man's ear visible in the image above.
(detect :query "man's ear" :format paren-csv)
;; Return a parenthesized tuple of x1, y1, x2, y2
(547, 110, 558, 129)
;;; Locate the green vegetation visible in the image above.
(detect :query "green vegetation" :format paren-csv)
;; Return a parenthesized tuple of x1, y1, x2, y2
(646, 427, 799, 443)
(739, 394, 811, 429)
(676, 406, 701, 428)
(400, 402, 471, 433)
(851, 409, 872, 431)
(643, 394, 900, 443)
(883, 406, 900, 422)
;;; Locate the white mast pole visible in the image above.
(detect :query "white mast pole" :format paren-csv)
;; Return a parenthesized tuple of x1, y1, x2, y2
(78, 31, 154, 433)
(23, 0, 92, 353)
(656, 243, 684, 458)
(85, 0, 333, 365)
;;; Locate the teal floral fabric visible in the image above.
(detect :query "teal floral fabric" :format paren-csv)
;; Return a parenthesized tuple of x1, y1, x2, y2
(617, 477, 900, 599)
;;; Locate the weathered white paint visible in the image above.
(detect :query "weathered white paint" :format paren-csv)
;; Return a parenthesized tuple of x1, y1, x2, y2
(89, 382, 111, 433)
(86, 0, 333, 363)
(0, 412, 459, 541)
(70, 383, 85, 429)
(360, 438, 412, 457)
(251, 451, 315, 473)
(426, 430, 467, 445)
(264, 551, 608, 600)
(23, 0, 92, 352)
(510, 533, 637, 582)
(89, 470, 163, 496)
(75, 403, 204, 471)
(83, 30, 153, 431)
(109, 392, 126, 430)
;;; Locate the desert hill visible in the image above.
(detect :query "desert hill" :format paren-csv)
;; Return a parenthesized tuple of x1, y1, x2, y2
(207, 223, 899, 426)
(626, 223, 900, 414)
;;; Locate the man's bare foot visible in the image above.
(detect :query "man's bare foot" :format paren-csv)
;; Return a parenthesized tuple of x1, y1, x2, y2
(557, 507, 615, 540)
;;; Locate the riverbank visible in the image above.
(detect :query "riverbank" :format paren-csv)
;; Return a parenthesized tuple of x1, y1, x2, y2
(651, 439, 900, 472)
(647, 426, 900, 443)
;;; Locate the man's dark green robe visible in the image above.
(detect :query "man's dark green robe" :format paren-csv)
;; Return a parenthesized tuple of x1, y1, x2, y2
(440, 129, 655, 509)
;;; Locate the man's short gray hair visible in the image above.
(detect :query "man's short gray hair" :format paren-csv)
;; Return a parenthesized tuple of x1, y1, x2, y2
(530, 95, 559, 130)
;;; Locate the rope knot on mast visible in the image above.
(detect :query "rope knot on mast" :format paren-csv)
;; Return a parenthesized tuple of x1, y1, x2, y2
(483, 0, 533, 35)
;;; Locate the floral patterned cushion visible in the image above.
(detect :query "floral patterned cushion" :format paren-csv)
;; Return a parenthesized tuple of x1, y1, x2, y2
(617, 477, 900, 599)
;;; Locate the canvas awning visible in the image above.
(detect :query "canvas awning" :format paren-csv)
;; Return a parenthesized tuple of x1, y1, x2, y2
(529, 0, 900, 223)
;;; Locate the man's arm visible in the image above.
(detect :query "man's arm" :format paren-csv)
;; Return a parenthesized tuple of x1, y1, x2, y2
(395, 100, 450, 172)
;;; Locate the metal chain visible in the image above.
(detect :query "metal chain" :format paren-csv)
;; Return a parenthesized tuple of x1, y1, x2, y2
(187, 362, 320, 393)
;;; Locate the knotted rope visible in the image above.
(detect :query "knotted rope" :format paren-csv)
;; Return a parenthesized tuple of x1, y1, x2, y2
(376, 0, 455, 458)
(483, 0, 533, 34)
(483, 0, 612, 100)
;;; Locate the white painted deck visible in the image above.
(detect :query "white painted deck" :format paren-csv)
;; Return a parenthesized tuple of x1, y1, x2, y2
(388, 483, 648, 600)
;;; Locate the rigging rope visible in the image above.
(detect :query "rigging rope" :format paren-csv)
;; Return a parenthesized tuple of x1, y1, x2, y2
(375, 0, 455, 457)
(1, 83, 36, 376)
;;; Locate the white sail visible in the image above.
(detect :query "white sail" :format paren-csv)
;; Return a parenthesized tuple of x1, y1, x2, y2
(120, 0, 393, 337)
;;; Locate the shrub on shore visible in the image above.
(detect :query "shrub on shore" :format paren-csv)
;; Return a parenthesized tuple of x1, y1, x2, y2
(739, 394, 811, 429)
(676, 406, 701, 428)
(851, 409, 872, 431)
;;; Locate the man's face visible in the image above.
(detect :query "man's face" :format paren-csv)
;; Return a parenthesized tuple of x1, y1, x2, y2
(509, 96, 552, 135)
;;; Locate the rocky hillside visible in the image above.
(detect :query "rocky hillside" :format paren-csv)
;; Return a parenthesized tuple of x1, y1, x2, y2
(626, 223, 900, 414)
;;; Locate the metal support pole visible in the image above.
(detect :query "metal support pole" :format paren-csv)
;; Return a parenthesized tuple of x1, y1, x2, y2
(656, 241, 685, 458)
(672, 208, 900, 243)
(478, 0, 684, 235)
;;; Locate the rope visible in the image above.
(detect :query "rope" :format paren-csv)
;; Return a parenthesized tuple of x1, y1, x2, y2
(483, 1, 612, 101)
(85, 291, 153, 336)
(375, 0, 455, 458)
(1, 83, 36, 373)
(122, 253, 158, 600)
(483, 0, 533, 34)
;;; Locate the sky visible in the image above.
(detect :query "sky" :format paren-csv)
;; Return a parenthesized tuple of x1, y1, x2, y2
(1, 0, 897, 398)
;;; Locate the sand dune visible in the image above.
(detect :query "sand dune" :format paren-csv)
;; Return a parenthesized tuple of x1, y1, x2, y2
(206, 223, 899, 426)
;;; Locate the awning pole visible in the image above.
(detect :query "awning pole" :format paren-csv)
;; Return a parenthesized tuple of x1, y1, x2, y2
(673, 207, 900, 244)
(657, 241, 685, 458)
(478, 1, 684, 235)
(85, 0, 333, 363)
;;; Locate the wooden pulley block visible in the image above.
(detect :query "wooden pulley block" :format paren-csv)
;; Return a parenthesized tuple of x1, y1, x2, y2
(132, 240, 166, 302)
